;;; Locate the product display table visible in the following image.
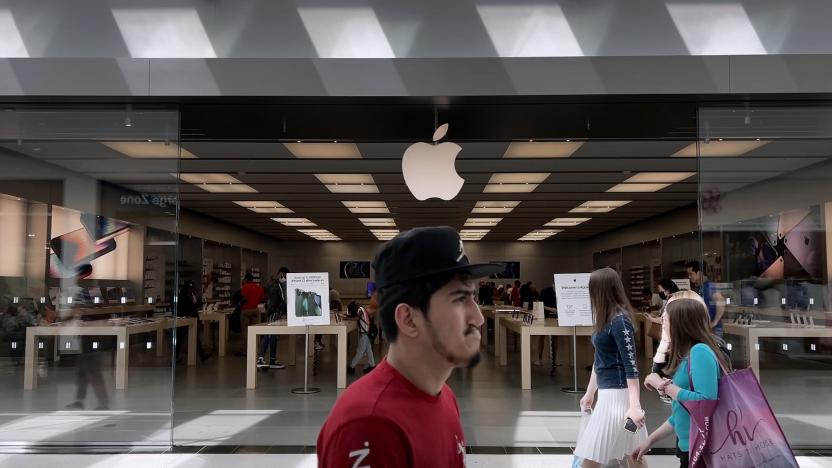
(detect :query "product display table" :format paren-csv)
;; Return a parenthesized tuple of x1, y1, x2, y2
(63, 304, 155, 318)
(245, 319, 358, 390)
(199, 308, 232, 357)
(24, 316, 197, 390)
(723, 322, 832, 378)
(480, 305, 522, 357)
(499, 318, 593, 390)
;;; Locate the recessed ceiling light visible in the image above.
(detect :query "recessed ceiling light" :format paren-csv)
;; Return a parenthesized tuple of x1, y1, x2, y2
(342, 201, 390, 214)
(298, 228, 340, 241)
(272, 217, 317, 227)
(570, 201, 630, 213)
(359, 218, 396, 227)
(315, 174, 379, 193)
(672, 140, 769, 157)
(464, 217, 502, 227)
(284, 142, 362, 159)
(503, 141, 583, 158)
(545, 217, 591, 227)
(175, 173, 257, 193)
(233, 200, 293, 214)
(472, 201, 520, 214)
(518, 229, 561, 241)
(104, 141, 197, 159)
(460, 229, 489, 240)
(371, 229, 399, 240)
(483, 173, 550, 193)
(606, 172, 695, 193)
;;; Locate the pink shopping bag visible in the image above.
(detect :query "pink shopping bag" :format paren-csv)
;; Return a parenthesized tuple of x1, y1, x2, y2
(683, 366, 799, 468)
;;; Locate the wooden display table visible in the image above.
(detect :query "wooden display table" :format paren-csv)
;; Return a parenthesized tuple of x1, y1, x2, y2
(635, 313, 658, 359)
(480, 305, 522, 357)
(199, 308, 232, 356)
(723, 322, 832, 378)
(246, 319, 358, 390)
(499, 317, 593, 390)
(24, 317, 196, 390)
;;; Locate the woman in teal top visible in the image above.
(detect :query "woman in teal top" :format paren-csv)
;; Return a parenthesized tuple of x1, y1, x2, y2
(632, 292, 730, 468)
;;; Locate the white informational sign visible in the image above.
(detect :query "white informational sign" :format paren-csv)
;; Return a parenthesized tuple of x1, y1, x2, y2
(287, 273, 330, 326)
(554, 273, 593, 327)
(672, 279, 691, 291)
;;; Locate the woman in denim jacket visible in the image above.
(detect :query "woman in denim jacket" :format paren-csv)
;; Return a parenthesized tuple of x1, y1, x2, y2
(575, 267, 648, 467)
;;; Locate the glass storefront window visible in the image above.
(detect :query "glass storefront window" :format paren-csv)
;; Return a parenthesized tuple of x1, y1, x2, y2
(0, 107, 180, 445)
(699, 105, 832, 447)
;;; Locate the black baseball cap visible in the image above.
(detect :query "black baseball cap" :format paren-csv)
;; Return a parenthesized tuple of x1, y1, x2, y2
(372, 226, 504, 289)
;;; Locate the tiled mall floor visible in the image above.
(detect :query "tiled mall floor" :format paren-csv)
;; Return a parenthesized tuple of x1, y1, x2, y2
(1, 331, 831, 452)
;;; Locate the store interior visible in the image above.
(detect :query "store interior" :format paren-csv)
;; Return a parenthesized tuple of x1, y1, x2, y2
(0, 102, 831, 449)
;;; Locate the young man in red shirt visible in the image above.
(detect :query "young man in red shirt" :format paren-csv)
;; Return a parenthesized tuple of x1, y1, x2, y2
(237, 272, 265, 357)
(317, 227, 502, 467)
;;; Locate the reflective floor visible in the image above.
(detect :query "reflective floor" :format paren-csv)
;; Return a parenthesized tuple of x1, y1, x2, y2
(1, 332, 831, 449)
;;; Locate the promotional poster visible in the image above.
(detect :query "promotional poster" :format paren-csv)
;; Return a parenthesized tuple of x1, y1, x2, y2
(287, 272, 330, 326)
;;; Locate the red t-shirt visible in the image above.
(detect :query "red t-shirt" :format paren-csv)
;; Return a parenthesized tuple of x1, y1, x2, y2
(240, 282, 264, 310)
(510, 287, 521, 306)
(317, 359, 467, 468)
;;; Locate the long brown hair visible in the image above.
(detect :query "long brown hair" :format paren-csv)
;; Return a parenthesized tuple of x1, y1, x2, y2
(665, 296, 730, 374)
(589, 267, 633, 332)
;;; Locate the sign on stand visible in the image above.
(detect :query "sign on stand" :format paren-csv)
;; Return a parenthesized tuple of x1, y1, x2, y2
(554, 273, 592, 327)
(672, 278, 691, 291)
(287, 273, 330, 327)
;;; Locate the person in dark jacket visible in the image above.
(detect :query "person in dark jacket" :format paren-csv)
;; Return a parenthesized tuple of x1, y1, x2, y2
(177, 280, 209, 364)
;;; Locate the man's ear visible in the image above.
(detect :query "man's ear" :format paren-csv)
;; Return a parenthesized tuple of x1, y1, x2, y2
(394, 303, 420, 339)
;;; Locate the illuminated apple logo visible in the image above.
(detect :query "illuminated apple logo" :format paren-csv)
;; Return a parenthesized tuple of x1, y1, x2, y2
(402, 123, 465, 201)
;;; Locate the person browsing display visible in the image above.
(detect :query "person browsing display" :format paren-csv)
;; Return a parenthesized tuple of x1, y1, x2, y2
(574, 267, 647, 468)
(317, 227, 503, 468)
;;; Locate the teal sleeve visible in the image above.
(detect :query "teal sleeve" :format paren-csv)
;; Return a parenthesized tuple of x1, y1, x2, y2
(677, 344, 719, 401)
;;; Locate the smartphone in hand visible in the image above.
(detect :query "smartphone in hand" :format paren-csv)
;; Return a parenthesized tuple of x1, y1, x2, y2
(623, 417, 638, 433)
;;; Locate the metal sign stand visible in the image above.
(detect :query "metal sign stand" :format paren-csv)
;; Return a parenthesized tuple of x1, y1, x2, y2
(291, 325, 320, 395)
(562, 326, 586, 394)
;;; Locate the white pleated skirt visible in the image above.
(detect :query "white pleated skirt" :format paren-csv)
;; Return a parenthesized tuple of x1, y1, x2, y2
(574, 388, 648, 464)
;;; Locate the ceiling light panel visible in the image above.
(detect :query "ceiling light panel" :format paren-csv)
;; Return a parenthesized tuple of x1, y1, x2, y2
(104, 141, 197, 159)
(464, 218, 502, 227)
(359, 218, 396, 227)
(472, 201, 521, 214)
(177, 173, 257, 193)
(196, 184, 258, 193)
(272, 217, 317, 227)
(606, 183, 672, 193)
(460, 229, 489, 240)
(625, 172, 696, 183)
(298, 228, 341, 241)
(483, 173, 551, 193)
(371, 229, 399, 240)
(234, 201, 294, 214)
(284, 142, 362, 159)
(569, 201, 631, 213)
(672, 140, 769, 157)
(503, 141, 584, 158)
(315, 174, 379, 193)
(342, 201, 390, 214)
(518, 229, 562, 241)
(545, 217, 591, 227)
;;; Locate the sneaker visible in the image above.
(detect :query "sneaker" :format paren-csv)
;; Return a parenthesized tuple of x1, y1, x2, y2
(314, 342, 324, 351)
(363, 365, 376, 374)
(347, 366, 356, 375)
(256, 357, 267, 368)
(659, 393, 673, 404)
(269, 360, 286, 369)
(65, 401, 84, 410)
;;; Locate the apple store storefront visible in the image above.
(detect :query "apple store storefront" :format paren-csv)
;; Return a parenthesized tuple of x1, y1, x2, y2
(1, 101, 832, 453)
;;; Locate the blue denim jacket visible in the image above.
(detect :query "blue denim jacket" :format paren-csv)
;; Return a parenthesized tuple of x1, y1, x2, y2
(592, 312, 639, 389)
